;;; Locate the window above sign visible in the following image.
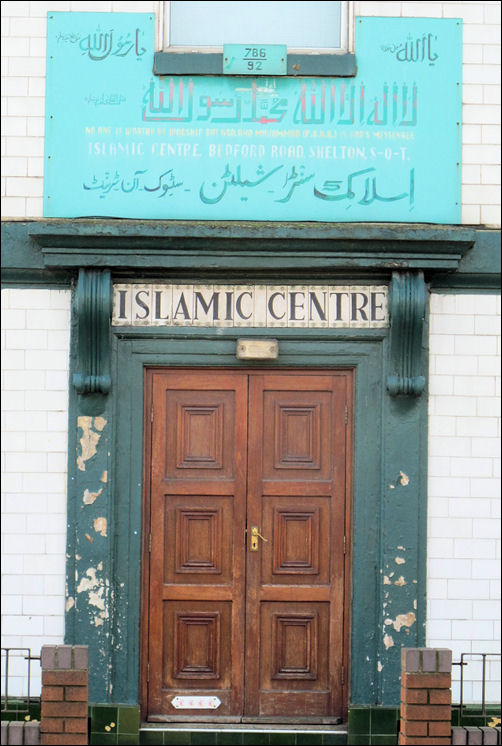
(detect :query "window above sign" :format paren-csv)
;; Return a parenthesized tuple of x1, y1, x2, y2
(154, 0, 355, 77)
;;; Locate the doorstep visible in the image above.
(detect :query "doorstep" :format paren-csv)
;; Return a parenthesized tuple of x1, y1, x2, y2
(138, 724, 348, 745)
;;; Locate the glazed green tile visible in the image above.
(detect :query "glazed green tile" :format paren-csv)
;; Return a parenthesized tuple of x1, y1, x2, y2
(118, 706, 140, 734)
(90, 734, 118, 746)
(296, 735, 324, 745)
(92, 705, 119, 732)
(347, 736, 370, 746)
(163, 733, 191, 745)
(268, 734, 295, 745)
(29, 704, 41, 720)
(322, 735, 348, 745)
(118, 736, 140, 746)
(139, 731, 164, 745)
(369, 708, 398, 734)
(217, 733, 244, 745)
(459, 715, 486, 727)
(348, 708, 370, 735)
(242, 734, 270, 745)
(191, 733, 217, 745)
(370, 736, 397, 746)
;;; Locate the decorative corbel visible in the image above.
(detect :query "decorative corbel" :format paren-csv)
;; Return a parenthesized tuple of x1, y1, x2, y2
(387, 271, 426, 397)
(73, 268, 112, 396)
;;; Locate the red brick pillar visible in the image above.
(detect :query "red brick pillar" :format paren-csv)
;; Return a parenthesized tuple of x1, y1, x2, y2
(40, 644, 89, 745)
(400, 647, 452, 745)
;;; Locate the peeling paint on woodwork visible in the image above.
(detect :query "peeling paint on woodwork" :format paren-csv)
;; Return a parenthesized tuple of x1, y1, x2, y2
(75, 554, 81, 560)
(413, 599, 417, 609)
(101, 470, 108, 483)
(377, 661, 383, 672)
(394, 576, 407, 586)
(383, 575, 392, 585)
(384, 619, 393, 626)
(66, 597, 75, 612)
(94, 516, 108, 538)
(83, 487, 103, 505)
(413, 579, 417, 584)
(389, 484, 395, 489)
(399, 471, 410, 486)
(85, 533, 94, 542)
(395, 557, 405, 564)
(77, 567, 100, 594)
(391, 612, 416, 632)
(76, 566, 109, 627)
(397, 546, 405, 551)
(384, 634, 394, 650)
(94, 517, 107, 537)
(77, 416, 107, 471)
(94, 416, 106, 432)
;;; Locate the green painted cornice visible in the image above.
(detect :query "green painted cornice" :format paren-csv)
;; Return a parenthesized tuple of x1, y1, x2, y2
(429, 228, 501, 291)
(26, 219, 475, 273)
(387, 271, 426, 397)
(3, 219, 499, 288)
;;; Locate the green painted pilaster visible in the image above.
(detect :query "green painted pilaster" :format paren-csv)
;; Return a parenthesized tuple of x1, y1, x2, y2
(377, 310, 429, 704)
(65, 272, 115, 703)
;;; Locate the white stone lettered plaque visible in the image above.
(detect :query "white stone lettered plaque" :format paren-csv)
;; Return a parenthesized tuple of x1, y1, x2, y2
(112, 284, 389, 328)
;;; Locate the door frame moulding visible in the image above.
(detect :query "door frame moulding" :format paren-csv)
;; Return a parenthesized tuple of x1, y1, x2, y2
(140, 367, 354, 724)
(75, 322, 426, 711)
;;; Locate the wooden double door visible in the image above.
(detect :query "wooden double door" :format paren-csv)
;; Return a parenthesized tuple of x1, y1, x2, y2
(144, 369, 351, 722)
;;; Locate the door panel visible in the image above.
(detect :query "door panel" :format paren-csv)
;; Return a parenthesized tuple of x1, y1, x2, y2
(260, 497, 330, 585)
(146, 369, 350, 721)
(148, 372, 247, 718)
(245, 374, 347, 718)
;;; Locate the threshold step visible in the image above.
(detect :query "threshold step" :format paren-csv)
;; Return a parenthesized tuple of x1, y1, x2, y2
(138, 726, 348, 746)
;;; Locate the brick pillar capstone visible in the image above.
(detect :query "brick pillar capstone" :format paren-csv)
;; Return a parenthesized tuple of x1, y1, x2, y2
(40, 645, 89, 746)
(400, 647, 452, 746)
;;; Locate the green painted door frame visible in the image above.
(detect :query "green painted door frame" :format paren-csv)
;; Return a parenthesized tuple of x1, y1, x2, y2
(65, 320, 428, 709)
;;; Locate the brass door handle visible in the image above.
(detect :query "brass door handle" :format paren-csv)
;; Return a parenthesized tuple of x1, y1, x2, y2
(250, 526, 268, 551)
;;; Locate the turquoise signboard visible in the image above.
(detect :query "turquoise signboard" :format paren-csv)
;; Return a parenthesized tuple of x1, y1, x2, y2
(44, 13, 462, 222)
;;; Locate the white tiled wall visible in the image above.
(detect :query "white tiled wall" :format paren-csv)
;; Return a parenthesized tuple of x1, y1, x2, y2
(1, 0, 157, 218)
(1, 1, 501, 224)
(354, 1, 501, 227)
(427, 293, 501, 703)
(1, 287, 71, 697)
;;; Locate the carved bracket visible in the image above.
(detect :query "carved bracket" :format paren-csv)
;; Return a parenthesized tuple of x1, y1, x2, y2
(387, 271, 426, 397)
(73, 268, 112, 395)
